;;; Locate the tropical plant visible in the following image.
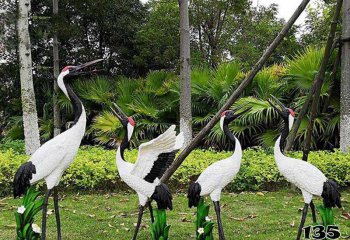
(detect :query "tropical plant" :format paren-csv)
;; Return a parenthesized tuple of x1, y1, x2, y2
(4, 46, 340, 151)
(195, 198, 214, 240)
(149, 209, 171, 240)
(14, 187, 43, 240)
(77, 46, 340, 151)
(84, 71, 179, 147)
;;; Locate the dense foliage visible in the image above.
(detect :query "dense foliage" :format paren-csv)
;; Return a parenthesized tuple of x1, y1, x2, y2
(0, 0, 343, 153)
(74, 47, 341, 150)
(0, 0, 307, 141)
(0, 144, 349, 196)
(2, 44, 341, 151)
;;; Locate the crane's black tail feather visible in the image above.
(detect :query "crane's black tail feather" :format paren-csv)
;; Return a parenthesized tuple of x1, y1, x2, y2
(321, 179, 342, 208)
(13, 161, 36, 198)
(187, 182, 201, 208)
(152, 183, 173, 210)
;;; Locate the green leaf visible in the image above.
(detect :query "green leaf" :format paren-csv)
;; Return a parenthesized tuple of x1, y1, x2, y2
(22, 223, 30, 239)
(164, 225, 171, 239)
(14, 213, 22, 229)
(23, 202, 35, 223)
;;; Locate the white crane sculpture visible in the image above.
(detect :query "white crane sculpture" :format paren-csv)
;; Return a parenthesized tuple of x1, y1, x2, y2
(13, 59, 103, 240)
(268, 95, 342, 240)
(111, 103, 183, 240)
(187, 109, 247, 240)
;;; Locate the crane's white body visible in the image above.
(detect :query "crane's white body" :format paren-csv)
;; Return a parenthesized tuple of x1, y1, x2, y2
(29, 71, 86, 190)
(274, 136, 326, 203)
(196, 137, 242, 201)
(116, 125, 183, 206)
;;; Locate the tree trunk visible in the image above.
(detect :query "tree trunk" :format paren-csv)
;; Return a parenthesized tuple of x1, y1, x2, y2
(53, 0, 61, 137)
(302, 0, 343, 161)
(340, 0, 350, 153)
(161, 0, 311, 183)
(17, 0, 40, 155)
(179, 0, 192, 147)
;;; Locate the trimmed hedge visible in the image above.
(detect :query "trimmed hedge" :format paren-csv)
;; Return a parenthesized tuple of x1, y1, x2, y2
(0, 146, 349, 196)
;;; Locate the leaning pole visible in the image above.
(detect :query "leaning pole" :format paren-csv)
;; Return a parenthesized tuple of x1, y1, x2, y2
(161, 0, 311, 183)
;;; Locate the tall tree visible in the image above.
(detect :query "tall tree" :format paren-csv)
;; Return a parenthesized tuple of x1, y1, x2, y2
(340, 0, 350, 152)
(17, 0, 40, 154)
(135, 0, 179, 73)
(179, 0, 192, 147)
(53, 0, 60, 136)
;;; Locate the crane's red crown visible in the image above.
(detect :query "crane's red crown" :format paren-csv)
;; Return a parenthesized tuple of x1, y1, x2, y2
(221, 110, 228, 117)
(62, 66, 73, 72)
(128, 117, 135, 127)
(288, 108, 295, 117)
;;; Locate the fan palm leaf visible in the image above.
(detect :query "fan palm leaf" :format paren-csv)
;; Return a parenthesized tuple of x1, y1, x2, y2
(75, 77, 114, 105)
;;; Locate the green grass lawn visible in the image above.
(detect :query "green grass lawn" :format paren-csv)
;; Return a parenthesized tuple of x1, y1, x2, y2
(1, 190, 349, 239)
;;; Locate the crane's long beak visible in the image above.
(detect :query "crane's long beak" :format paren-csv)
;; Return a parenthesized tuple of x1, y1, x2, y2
(69, 59, 104, 76)
(267, 95, 286, 115)
(111, 103, 128, 122)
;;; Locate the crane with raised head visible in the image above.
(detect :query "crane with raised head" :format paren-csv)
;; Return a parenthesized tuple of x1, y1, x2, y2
(13, 59, 103, 240)
(111, 103, 184, 240)
(187, 109, 247, 240)
(268, 95, 342, 240)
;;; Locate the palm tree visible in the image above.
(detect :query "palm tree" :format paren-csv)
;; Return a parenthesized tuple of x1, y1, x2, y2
(84, 71, 179, 147)
(52, 47, 339, 151)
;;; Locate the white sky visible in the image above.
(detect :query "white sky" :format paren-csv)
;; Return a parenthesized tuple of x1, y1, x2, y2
(140, 0, 318, 26)
(252, 0, 317, 25)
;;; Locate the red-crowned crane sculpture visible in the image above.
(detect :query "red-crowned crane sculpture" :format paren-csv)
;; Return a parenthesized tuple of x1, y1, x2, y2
(187, 109, 248, 240)
(268, 95, 342, 240)
(111, 103, 184, 240)
(13, 59, 103, 240)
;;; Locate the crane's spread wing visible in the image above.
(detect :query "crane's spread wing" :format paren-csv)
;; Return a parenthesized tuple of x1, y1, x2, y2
(130, 125, 184, 181)
(144, 150, 178, 183)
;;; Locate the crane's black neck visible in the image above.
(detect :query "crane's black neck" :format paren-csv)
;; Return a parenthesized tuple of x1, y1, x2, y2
(223, 123, 236, 149)
(119, 124, 130, 160)
(279, 118, 289, 154)
(65, 82, 83, 126)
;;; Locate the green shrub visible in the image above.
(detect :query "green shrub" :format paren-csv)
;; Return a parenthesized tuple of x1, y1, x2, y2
(0, 140, 25, 154)
(0, 146, 349, 196)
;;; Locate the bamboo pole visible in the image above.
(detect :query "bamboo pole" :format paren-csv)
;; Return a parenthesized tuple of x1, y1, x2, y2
(302, 0, 343, 161)
(161, 0, 312, 183)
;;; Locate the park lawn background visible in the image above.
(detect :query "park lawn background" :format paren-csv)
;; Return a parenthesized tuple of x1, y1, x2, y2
(0, 190, 349, 239)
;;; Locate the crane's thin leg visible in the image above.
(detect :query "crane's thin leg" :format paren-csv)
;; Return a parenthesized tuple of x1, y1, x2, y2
(42, 189, 52, 240)
(132, 205, 144, 240)
(54, 187, 62, 240)
(148, 201, 154, 223)
(213, 201, 225, 240)
(296, 203, 309, 240)
(310, 201, 317, 223)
